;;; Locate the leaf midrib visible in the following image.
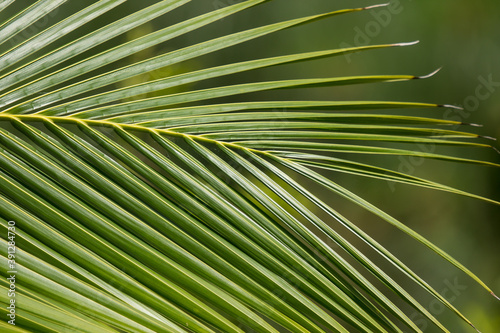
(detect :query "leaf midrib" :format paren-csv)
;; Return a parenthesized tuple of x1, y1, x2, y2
(0, 114, 271, 157)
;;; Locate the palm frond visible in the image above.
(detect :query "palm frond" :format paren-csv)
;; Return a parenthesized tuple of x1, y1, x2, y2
(0, 1, 498, 332)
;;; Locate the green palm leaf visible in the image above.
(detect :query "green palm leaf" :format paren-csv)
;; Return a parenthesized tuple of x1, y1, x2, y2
(0, 1, 498, 332)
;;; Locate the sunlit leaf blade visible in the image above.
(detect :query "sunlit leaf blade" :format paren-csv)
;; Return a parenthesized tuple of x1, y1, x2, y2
(0, 0, 191, 104)
(0, 0, 126, 72)
(47, 73, 418, 116)
(235, 140, 500, 167)
(0, 246, 185, 333)
(137, 110, 464, 129)
(165, 121, 479, 137)
(73, 96, 441, 121)
(0, 0, 15, 13)
(10, 46, 412, 115)
(2, 217, 213, 332)
(108, 100, 443, 124)
(0, 246, 162, 333)
(0, 0, 67, 47)
(279, 152, 500, 206)
(204, 130, 489, 148)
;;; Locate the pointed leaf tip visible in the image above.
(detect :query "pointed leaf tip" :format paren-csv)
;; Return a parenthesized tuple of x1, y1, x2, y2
(364, 3, 390, 10)
(394, 40, 420, 47)
(492, 292, 500, 301)
(439, 104, 463, 110)
(470, 323, 482, 333)
(462, 122, 483, 127)
(416, 67, 442, 79)
(479, 135, 497, 141)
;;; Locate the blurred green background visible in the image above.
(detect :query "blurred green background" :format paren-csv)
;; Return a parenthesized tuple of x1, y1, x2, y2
(4, 0, 499, 331)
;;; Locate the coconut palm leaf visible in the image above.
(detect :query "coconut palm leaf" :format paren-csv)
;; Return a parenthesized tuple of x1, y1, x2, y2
(0, 1, 498, 332)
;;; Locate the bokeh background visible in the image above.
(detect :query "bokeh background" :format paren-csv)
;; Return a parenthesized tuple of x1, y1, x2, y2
(3, 0, 498, 332)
